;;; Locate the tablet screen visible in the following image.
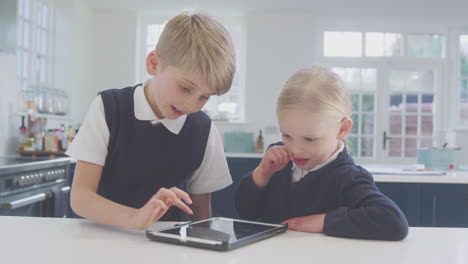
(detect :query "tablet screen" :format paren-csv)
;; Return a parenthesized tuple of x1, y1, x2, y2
(158, 218, 281, 244)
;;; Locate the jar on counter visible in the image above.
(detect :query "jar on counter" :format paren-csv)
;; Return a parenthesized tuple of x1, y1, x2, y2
(23, 137, 35, 152)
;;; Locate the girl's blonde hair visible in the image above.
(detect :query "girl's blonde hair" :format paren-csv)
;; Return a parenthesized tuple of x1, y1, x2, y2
(155, 12, 236, 95)
(277, 66, 352, 121)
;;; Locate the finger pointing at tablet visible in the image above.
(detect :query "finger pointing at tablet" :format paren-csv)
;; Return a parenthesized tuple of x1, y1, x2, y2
(130, 187, 193, 230)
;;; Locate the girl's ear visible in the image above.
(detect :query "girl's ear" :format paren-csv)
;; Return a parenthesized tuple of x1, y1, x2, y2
(146, 50, 160, 76)
(337, 117, 353, 140)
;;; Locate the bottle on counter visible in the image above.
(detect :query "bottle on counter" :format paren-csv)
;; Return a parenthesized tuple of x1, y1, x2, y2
(255, 129, 264, 154)
(66, 125, 75, 149)
(18, 116, 27, 151)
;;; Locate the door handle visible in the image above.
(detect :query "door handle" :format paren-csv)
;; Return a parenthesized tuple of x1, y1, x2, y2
(0, 193, 47, 209)
(383, 131, 392, 151)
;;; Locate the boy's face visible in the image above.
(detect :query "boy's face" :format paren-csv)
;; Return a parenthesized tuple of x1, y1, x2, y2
(278, 109, 352, 171)
(145, 51, 215, 119)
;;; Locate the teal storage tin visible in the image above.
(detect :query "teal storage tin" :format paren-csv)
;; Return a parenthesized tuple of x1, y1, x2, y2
(224, 132, 254, 153)
(417, 148, 460, 170)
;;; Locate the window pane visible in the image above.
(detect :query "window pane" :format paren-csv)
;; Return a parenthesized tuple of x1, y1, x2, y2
(36, 2, 43, 26)
(345, 68, 362, 90)
(350, 94, 359, 112)
(361, 69, 377, 91)
(461, 35, 468, 77)
(361, 114, 374, 135)
(42, 5, 48, 28)
(41, 30, 47, 54)
(350, 114, 359, 134)
(460, 80, 468, 120)
(389, 138, 402, 157)
(324, 32, 362, 57)
(365, 32, 402, 57)
(147, 24, 165, 46)
(421, 138, 433, 148)
(18, 0, 23, 17)
(405, 138, 417, 157)
(24, 0, 30, 19)
(362, 94, 374, 112)
(23, 21, 29, 48)
(390, 70, 434, 92)
(389, 114, 402, 135)
(390, 94, 403, 111)
(421, 115, 433, 136)
(405, 115, 417, 135)
(405, 94, 418, 113)
(22, 51, 29, 77)
(348, 136, 358, 157)
(407, 33, 444, 58)
(361, 137, 373, 157)
(365, 32, 384, 56)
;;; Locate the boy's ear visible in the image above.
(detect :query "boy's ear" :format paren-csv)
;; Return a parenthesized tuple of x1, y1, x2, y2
(146, 50, 160, 76)
(337, 117, 353, 140)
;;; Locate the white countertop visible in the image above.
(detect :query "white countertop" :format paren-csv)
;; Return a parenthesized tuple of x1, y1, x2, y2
(1, 216, 468, 264)
(225, 154, 468, 184)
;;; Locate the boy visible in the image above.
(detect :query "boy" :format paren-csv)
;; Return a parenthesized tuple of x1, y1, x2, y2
(67, 12, 236, 230)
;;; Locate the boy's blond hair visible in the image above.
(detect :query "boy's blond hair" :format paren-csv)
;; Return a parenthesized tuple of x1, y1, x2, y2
(277, 66, 352, 121)
(155, 12, 236, 95)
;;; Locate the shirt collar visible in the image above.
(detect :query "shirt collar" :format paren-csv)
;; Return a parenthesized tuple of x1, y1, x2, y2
(133, 79, 186, 135)
(291, 141, 345, 181)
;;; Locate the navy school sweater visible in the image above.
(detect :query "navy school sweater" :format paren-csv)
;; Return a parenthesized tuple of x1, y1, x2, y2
(97, 84, 211, 221)
(235, 143, 409, 241)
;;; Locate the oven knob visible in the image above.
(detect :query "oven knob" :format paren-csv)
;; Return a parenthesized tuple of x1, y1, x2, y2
(19, 176, 26, 186)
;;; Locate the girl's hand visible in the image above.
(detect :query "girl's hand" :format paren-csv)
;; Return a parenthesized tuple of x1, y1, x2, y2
(281, 214, 326, 233)
(130, 187, 193, 230)
(252, 145, 290, 188)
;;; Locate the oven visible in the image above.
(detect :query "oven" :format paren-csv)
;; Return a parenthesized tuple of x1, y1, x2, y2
(0, 157, 71, 217)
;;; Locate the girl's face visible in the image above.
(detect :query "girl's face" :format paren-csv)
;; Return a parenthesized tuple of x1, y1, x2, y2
(278, 108, 351, 171)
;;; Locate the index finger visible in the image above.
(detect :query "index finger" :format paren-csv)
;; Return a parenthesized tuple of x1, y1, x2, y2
(169, 187, 193, 205)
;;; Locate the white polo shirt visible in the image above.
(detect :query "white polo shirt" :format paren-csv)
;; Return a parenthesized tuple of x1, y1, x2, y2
(66, 82, 232, 194)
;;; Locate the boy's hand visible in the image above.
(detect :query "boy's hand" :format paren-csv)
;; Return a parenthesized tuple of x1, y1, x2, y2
(252, 145, 290, 188)
(130, 187, 193, 230)
(281, 214, 326, 233)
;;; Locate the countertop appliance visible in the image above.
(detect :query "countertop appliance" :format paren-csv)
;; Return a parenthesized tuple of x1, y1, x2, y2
(0, 157, 71, 217)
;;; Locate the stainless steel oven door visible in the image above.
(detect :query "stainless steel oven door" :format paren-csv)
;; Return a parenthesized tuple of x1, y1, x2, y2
(0, 186, 70, 217)
(0, 192, 49, 217)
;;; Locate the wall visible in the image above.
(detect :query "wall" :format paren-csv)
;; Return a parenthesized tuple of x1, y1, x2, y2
(63, 7, 468, 159)
(0, 54, 18, 156)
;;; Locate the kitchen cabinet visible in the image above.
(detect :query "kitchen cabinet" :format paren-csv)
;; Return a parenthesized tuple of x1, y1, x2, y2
(0, 0, 17, 53)
(212, 157, 261, 218)
(420, 183, 468, 227)
(375, 182, 422, 226)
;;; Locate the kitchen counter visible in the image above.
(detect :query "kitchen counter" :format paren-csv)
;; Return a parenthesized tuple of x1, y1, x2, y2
(1, 216, 468, 264)
(225, 154, 468, 184)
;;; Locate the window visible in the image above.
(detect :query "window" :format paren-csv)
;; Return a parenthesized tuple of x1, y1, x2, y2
(323, 30, 443, 162)
(460, 34, 468, 120)
(17, 0, 55, 112)
(324, 31, 444, 58)
(142, 22, 244, 122)
(332, 68, 377, 158)
(387, 69, 434, 158)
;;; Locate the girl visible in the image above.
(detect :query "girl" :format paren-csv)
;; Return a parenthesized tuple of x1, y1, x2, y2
(235, 67, 408, 241)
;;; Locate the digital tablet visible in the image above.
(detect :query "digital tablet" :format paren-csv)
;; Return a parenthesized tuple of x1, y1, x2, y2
(146, 217, 287, 251)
